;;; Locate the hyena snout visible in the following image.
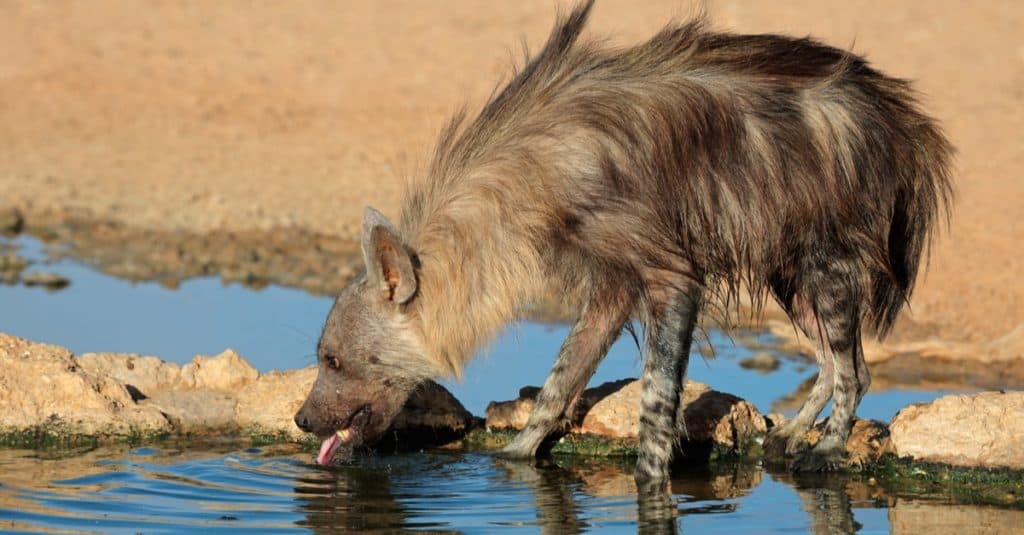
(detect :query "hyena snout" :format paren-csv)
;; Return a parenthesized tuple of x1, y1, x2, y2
(293, 406, 314, 433)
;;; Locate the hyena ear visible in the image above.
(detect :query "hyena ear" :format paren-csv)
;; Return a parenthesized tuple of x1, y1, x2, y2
(361, 206, 418, 304)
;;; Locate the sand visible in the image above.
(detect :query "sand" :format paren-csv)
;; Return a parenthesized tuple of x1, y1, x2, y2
(1, 1, 1021, 358)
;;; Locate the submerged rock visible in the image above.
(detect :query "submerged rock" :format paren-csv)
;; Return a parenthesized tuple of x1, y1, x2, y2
(21, 271, 70, 290)
(0, 252, 29, 284)
(486, 378, 769, 456)
(738, 352, 780, 373)
(889, 391, 1024, 470)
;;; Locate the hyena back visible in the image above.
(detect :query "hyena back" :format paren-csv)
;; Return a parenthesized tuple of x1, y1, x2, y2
(294, 1, 952, 484)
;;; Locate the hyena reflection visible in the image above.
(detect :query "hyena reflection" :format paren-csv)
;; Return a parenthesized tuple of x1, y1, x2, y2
(294, 1, 952, 484)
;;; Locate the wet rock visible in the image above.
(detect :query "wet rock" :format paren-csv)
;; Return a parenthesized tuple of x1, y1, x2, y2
(0, 333, 169, 436)
(0, 252, 29, 284)
(21, 271, 70, 290)
(739, 352, 780, 373)
(178, 349, 259, 391)
(79, 352, 182, 394)
(392, 381, 476, 434)
(889, 391, 1024, 469)
(804, 419, 893, 466)
(486, 379, 768, 454)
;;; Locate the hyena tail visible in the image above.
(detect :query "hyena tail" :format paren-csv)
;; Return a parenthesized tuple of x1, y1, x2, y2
(870, 118, 954, 337)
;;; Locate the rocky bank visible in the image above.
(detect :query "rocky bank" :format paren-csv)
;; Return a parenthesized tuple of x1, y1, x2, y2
(1, 332, 1022, 473)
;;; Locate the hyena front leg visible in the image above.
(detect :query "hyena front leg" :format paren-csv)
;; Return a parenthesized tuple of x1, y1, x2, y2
(794, 265, 867, 472)
(500, 288, 631, 459)
(634, 286, 700, 488)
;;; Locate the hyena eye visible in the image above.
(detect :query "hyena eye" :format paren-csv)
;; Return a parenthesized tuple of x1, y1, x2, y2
(325, 355, 341, 370)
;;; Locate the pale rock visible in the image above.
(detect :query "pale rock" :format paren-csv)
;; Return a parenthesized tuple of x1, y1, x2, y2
(486, 379, 768, 452)
(889, 391, 1024, 469)
(143, 389, 239, 431)
(178, 349, 258, 391)
(0, 333, 168, 435)
(236, 366, 317, 438)
(79, 352, 182, 395)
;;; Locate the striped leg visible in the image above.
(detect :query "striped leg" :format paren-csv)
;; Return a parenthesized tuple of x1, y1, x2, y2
(764, 295, 836, 460)
(500, 288, 631, 459)
(794, 263, 866, 472)
(634, 288, 700, 487)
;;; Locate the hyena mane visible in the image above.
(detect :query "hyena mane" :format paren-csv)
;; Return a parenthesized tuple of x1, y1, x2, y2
(399, 0, 952, 375)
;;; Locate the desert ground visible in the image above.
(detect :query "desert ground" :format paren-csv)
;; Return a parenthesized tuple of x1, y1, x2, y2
(1, 0, 1021, 360)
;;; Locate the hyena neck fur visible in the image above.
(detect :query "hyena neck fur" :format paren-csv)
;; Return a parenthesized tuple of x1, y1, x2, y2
(400, 166, 551, 379)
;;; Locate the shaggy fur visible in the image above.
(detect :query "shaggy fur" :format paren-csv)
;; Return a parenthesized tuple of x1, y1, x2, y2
(295, 0, 952, 485)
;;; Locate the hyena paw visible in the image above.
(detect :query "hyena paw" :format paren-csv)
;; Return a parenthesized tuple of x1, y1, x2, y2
(495, 429, 543, 460)
(791, 437, 847, 472)
(633, 452, 672, 490)
(762, 428, 791, 460)
(763, 425, 809, 461)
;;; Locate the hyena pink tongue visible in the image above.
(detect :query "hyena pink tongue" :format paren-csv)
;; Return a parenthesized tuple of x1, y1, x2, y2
(316, 434, 341, 466)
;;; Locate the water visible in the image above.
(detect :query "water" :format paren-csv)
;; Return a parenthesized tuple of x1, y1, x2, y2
(1, 235, 1018, 533)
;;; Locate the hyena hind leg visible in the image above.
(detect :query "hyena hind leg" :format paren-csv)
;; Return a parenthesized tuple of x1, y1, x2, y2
(635, 287, 700, 489)
(499, 289, 630, 459)
(764, 296, 836, 460)
(793, 266, 868, 472)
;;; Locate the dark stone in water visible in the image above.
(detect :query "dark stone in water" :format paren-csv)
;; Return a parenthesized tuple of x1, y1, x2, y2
(21, 271, 70, 290)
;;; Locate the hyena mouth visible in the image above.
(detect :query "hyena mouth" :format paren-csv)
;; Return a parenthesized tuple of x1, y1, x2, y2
(316, 405, 370, 466)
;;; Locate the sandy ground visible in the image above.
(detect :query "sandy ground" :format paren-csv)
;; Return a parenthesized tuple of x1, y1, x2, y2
(1, 1, 1022, 357)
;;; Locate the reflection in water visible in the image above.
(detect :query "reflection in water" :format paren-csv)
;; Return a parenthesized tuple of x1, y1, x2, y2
(786, 472, 865, 534)
(1, 446, 1023, 533)
(294, 462, 417, 533)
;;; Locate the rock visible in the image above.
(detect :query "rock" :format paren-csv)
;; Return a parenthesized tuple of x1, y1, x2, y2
(739, 352, 780, 373)
(486, 379, 768, 453)
(0, 207, 23, 233)
(0, 253, 29, 284)
(143, 390, 239, 431)
(79, 352, 182, 395)
(485, 396, 535, 430)
(889, 391, 1024, 469)
(1, 334, 475, 448)
(804, 418, 893, 466)
(392, 381, 476, 433)
(236, 366, 318, 438)
(178, 349, 258, 391)
(21, 271, 70, 290)
(0, 333, 169, 436)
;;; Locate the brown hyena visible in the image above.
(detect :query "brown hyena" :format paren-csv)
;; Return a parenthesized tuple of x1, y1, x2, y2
(294, 0, 952, 486)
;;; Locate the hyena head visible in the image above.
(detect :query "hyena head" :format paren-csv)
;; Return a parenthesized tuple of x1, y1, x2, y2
(294, 207, 430, 465)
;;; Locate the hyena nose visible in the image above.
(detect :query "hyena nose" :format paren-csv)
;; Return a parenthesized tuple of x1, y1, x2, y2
(294, 413, 312, 433)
